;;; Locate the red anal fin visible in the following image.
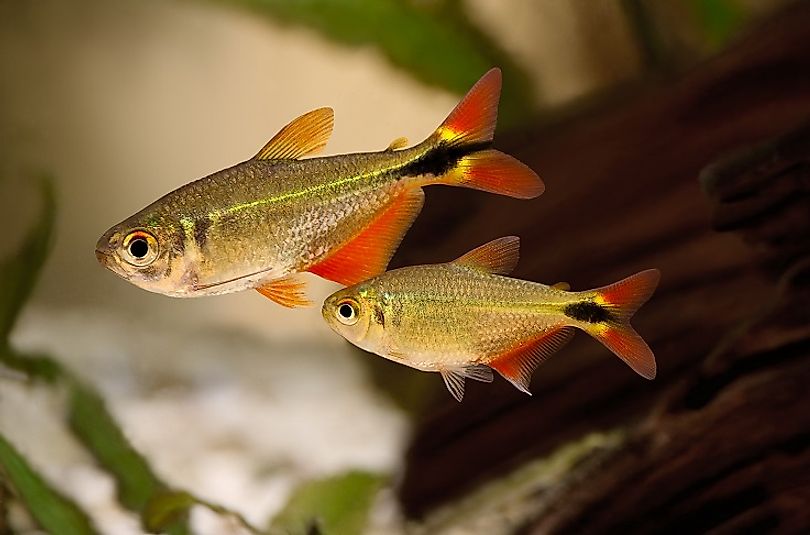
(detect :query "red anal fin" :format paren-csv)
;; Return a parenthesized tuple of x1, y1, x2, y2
(489, 327, 575, 394)
(256, 275, 311, 308)
(308, 188, 425, 286)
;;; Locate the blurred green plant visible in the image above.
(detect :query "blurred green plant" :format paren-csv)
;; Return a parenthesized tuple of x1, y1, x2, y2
(228, 0, 536, 126)
(0, 177, 389, 534)
(0, 435, 96, 534)
(270, 471, 385, 535)
(0, 177, 189, 534)
(0, 176, 53, 342)
(623, 0, 750, 69)
(690, 0, 746, 47)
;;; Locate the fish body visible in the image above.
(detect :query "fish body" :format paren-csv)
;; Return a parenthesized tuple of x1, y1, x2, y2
(95, 69, 543, 305)
(323, 237, 660, 401)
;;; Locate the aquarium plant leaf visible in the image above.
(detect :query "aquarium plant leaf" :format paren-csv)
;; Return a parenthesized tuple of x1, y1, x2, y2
(229, 0, 535, 125)
(143, 490, 196, 533)
(67, 381, 190, 535)
(0, 348, 64, 383)
(270, 470, 385, 535)
(0, 434, 97, 535)
(0, 175, 54, 344)
(145, 490, 268, 535)
(0, 178, 189, 532)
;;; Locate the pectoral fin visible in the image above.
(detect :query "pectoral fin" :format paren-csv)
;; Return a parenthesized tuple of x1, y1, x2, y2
(256, 275, 311, 308)
(489, 327, 575, 394)
(308, 188, 425, 286)
(253, 107, 334, 160)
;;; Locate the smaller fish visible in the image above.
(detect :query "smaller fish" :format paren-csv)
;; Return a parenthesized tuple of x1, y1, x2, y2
(322, 237, 660, 401)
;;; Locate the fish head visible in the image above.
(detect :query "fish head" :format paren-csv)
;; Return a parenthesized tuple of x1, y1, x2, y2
(322, 283, 387, 353)
(95, 212, 189, 296)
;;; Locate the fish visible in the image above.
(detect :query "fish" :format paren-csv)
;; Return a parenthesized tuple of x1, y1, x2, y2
(95, 68, 543, 306)
(322, 236, 660, 401)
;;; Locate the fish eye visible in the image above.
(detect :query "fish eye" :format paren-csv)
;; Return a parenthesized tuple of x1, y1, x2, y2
(336, 299, 359, 325)
(122, 230, 158, 266)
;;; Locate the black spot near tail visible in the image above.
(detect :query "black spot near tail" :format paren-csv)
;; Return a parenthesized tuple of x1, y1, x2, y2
(402, 141, 491, 178)
(564, 301, 612, 324)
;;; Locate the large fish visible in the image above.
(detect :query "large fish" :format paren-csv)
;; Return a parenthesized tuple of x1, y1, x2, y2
(322, 237, 660, 401)
(95, 69, 543, 306)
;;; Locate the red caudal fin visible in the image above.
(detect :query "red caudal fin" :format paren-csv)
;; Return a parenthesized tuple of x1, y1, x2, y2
(447, 149, 544, 199)
(427, 68, 543, 199)
(436, 68, 502, 147)
(583, 269, 661, 380)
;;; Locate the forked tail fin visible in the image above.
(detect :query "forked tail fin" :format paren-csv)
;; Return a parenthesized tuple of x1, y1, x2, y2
(582, 269, 661, 380)
(429, 68, 544, 199)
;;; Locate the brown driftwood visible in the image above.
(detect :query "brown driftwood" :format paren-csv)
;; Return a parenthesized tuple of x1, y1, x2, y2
(394, 2, 810, 531)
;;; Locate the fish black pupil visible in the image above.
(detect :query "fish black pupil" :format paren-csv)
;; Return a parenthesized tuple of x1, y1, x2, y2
(129, 238, 149, 259)
(339, 303, 354, 319)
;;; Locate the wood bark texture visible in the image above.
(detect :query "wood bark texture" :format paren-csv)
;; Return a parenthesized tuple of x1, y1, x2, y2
(394, 3, 810, 532)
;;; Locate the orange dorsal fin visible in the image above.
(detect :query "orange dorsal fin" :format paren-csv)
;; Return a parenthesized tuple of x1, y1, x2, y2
(451, 236, 520, 275)
(436, 68, 501, 147)
(552, 282, 570, 291)
(489, 327, 575, 394)
(308, 188, 425, 285)
(256, 275, 311, 308)
(386, 137, 409, 151)
(253, 107, 334, 160)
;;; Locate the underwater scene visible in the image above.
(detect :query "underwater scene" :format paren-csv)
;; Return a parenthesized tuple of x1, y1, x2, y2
(1, 1, 809, 533)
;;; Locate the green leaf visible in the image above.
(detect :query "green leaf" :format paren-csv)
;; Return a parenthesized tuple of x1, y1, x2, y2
(67, 382, 190, 535)
(0, 176, 54, 343)
(229, 0, 535, 126)
(0, 434, 97, 535)
(143, 490, 195, 533)
(0, 348, 64, 383)
(271, 471, 385, 535)
(0, 177, 189, 533)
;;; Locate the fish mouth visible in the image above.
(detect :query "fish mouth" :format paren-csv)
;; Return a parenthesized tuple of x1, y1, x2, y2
(321, 296, 337, 326)
(95, 234, 112, 267)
